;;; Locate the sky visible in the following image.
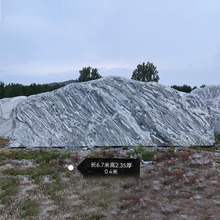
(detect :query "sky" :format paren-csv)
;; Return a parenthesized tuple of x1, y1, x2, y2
(0, 0, 219, 86)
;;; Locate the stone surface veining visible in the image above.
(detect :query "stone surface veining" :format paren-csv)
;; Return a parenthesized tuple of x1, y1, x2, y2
(0, 77, 215, 147)
(191, 85, 220, 135)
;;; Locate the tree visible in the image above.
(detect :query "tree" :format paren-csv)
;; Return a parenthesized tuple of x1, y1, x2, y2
(171, 85, 197, 93)
(0, 82, 5, 99)
(77, 67, 102, 82)
(131, 62, 159, 82)
(0, 81, 65, 98)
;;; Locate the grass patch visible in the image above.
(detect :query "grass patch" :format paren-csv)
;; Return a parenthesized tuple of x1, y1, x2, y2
(87, 149, 121, 158)
(85, 213, 105, 220)
(61, 151, 71, 159)
(0, 149, 71, 164)
(126, 146, 157, 161)
(215, 134, 220, 145)
(0, 137, 9, 148)
(168, 146, 175, 153)
(21, 200, 40, 218)
(2, 150, 68, 205)
(14, 151, 37, 160)
(0, 177, 20, 205)
(0, 155, 6, 160)
(3, 160, 61, 184)
(4, 168, 34, 176)
(190, 146, 218, 152)
(0, 149, 37, 160)
(0, 147, 220, 219)
(141, 150, 157, 161)
(39, 177, 66, 205)
(214, 158, 220, 164)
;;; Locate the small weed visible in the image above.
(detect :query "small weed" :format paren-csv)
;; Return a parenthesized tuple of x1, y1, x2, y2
(98, 180, 111, 187)
(0, 155, 6, 160)
(85, 213, 105, 220)
(61, 151, 71, 159)
(126, 151, 133, 158)
(134, 145, 145, 155)
(122, 146, 129, 150)
(168, 146, 175, 153)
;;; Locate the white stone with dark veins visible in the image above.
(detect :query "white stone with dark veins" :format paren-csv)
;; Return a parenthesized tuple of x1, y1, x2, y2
(0, 77, 215, 147)
(191, 85, 220, 135)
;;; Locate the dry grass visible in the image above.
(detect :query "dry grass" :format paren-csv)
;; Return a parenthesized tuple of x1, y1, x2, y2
(0, 138, 9, 148)
(0, 146, 219, 219)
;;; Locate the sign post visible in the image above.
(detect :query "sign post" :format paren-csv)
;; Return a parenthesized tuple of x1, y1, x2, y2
(77, 158, 140, 177)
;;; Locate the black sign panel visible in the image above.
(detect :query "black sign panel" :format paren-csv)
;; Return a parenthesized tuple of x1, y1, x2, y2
(77, 158, 140, 177)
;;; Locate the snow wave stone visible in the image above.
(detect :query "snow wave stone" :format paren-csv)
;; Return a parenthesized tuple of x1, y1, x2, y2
(0, 77, 215, 147)
(191, 85, 220, 135)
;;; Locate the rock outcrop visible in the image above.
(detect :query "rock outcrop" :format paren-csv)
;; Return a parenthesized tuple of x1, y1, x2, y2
(191, 85, 220, 135)
(0, 77, 215, 147)
(0, 96, 27, 147)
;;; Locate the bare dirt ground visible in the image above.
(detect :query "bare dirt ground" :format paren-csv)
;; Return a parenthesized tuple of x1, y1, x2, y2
(0, 143, 220, 220)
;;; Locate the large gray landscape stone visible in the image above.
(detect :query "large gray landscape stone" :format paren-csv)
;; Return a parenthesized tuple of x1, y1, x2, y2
(0, 77, 215, 147)
(191, 85, 220, 135)
(0, 96, 27, 147)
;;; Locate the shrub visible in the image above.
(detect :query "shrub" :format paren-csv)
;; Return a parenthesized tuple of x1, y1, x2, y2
(131, 62, 159, 82)
(141, 150, 157, 161)
(126, 146, 157, 161)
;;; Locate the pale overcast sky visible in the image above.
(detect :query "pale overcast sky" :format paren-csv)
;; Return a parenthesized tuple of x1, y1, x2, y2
(0, 0, 219, 86)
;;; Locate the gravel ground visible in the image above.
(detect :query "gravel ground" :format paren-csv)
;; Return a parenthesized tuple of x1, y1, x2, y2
(0, 145, 220, 220)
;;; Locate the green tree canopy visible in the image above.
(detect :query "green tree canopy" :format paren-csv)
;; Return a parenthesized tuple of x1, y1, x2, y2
(200, 84, 206, 88)
(131, 62, 159, 82)
(0, 82, 65, 98)
(0, 81, 5, 99)
(77, 67, 102, 82)
(171, 85, 197, 93)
